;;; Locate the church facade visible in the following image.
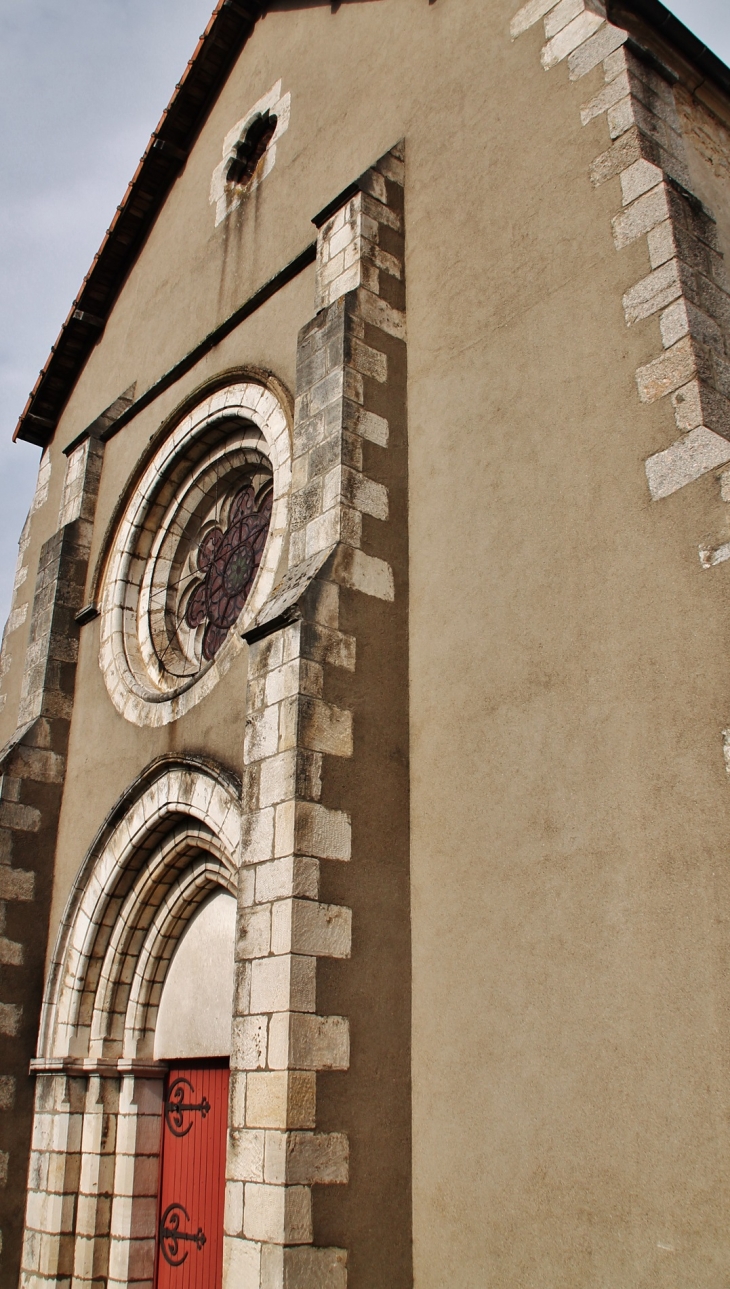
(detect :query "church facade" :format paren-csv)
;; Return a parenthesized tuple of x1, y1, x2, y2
(2, 0, 730, 1285)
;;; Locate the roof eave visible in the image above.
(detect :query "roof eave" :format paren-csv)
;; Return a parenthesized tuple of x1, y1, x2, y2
(15, 0, 730, 448)
(606, 0, 730, 102)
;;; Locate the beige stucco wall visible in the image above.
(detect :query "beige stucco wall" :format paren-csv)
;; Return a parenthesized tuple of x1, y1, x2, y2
(7, 0, 730, 1282)
(47, 264, 313, 948)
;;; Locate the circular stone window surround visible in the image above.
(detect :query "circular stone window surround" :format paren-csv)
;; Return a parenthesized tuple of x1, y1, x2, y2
(99, 381, 291, 727)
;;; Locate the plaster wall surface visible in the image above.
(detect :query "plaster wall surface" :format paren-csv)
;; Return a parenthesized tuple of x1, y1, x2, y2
(47, 266, 312, 957)
(154, 890, 236, 1059)
(4, 0, 730, 1284)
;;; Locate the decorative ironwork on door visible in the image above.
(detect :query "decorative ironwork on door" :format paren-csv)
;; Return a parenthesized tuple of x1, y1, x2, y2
(155, 1063, 228, 1289)
(165, 1077, 212, 1137)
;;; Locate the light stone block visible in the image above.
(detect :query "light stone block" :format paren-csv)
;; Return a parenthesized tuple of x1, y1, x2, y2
(265, 661, 304, 706)
(544, 0, 585, 40)
(322, 465, 389, 521)
(264, 1131, 288, 1185)
(249, 634, 284, 679)
(232, 1015, 269, 1070)
(260, 1242, 285, 1289)
(245, 706, 280, 763)
(241, 807, 275, 865)
(242, 1183, 312, 1245)
(320, 249, 347, 286)
(277, 694, 299, 752)
(245, 1071, 317, 1131)
(294, 802, 351, 862)
(271, 899, 352, 960)
(644, 426, 730, 499)
(282, 1246, 348, 1289)
(347, 407, 389, 446)
(580, 69, 629, 123)
(237, 905, 272, 960)
(112, 1151, 136, 1198)
(660, 299, 690, 349)
(305, 509, 340, 557)
(347, 337, 387, 382)
(355, 288, 405, 339)
(612, 182, 669, 248)
(230, 1071, 247, 1129)
(333, 546, 395, 601)
(607, 92, 636, 139)
(222, 1235, 261, 1289)
(255, 856, 320, 904)
(301, 624, 355, 673)
(327, 220, 359, 260)
(620, 158, 664, 207)
(73, 1232, 96, 1279)
(250, 953, 316, 1014)
(285, 1132, 349, 1185)
(671, 378, 704, 432)
(622, 260, 682, 325)
(109, 1194, 133, 1239)
(227, 1129, 265, 1182)
(540, 9, 603, 68)
(568, 20, 626, 78)
(661, 300, 724, 355)
(636, 335, 696, 403)
(298, 698, 353, 757)
(25, 1189, 71, 1236)
(36, 1233, 64, 1278)
(75, 1196, 99, 1240)
(267, 1013, 350, 1071)
(511, 0, 562, 37)
(652, 219, 680, 269)
(274, 799, 297, 858)
(259, 752, 298, 809)
(321, 265, 362, 307)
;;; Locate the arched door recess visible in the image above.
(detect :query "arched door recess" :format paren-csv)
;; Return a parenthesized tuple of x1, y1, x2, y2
(155, 891, 236, 1061)
(20, 760, 241, 1289)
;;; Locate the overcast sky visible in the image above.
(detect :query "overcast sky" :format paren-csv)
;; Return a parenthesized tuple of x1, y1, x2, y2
(1, 0, 729, 635)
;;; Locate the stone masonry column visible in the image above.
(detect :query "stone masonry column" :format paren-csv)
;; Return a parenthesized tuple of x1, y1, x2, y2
(1, 435, 105, 1288)
(224, 142, 411, 1289)
(3, 389, 133, 1288)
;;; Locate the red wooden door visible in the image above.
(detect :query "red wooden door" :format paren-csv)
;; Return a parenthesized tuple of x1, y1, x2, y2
(155, 1062, 229, 1289)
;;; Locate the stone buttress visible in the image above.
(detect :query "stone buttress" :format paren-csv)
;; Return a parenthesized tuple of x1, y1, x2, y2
(0, 391, 133, 1285)
(511, 0, 730, 759)
(224, 142, 411, 1289)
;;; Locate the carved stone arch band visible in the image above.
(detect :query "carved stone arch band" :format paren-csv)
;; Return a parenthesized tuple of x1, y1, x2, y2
(24, 759, 241, 1289)
(37, 759, 241, 1063)
(98, 379, 292, 727)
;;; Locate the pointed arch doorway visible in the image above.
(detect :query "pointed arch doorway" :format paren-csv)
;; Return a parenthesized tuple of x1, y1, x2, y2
(21, 761, 241, 1289)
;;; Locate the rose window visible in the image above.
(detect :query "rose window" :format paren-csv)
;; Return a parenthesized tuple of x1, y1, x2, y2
(184, 485, 272, 661)
(140, 446, 273, 684)
(98, 382, 291, 727)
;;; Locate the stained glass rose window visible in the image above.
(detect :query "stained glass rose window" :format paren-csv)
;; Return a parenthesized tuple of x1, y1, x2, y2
(99, 383, 290, 727)
(184, 485, 272, 660)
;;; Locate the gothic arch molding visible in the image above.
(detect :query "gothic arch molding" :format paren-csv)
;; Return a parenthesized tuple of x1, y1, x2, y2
(87, 366, 293, 610)
(38, 757, 241, 1063)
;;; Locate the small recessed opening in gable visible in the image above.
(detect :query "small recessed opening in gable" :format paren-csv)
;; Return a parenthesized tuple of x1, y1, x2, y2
(226, 112, 277, 186)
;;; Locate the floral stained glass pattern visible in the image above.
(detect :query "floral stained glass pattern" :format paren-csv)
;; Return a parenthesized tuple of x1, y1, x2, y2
(185, 485, 272, 660)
